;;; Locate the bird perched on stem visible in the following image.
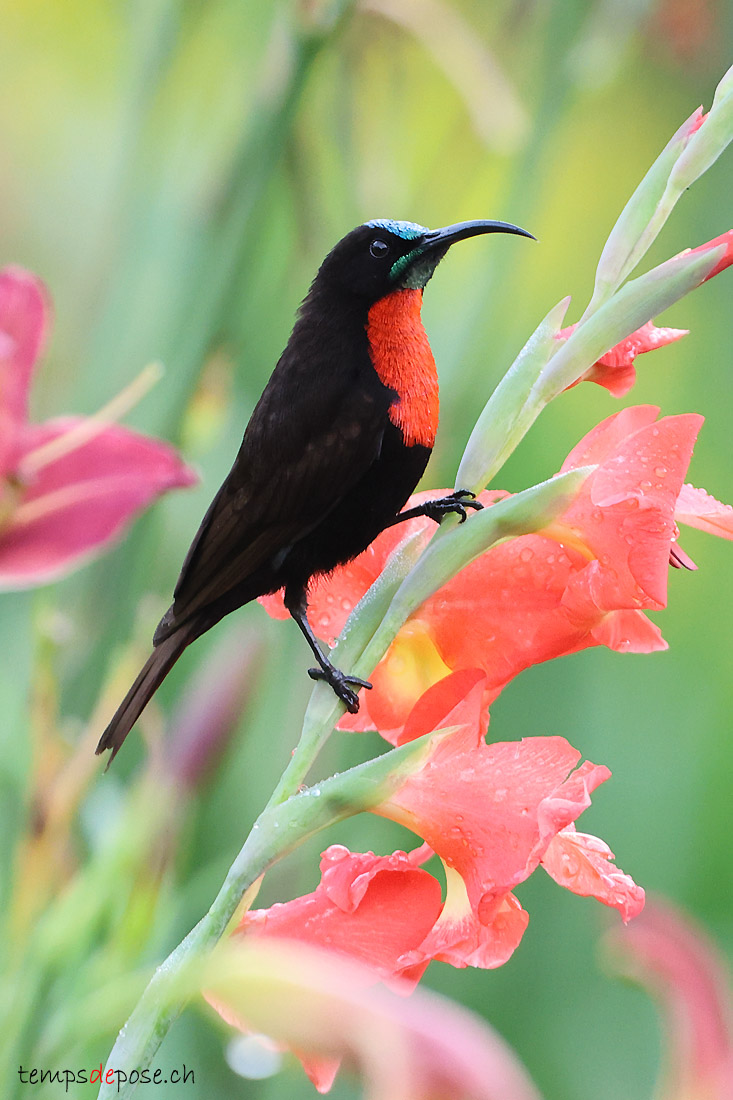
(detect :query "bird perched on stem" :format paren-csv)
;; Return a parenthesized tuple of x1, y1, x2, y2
(97, 217, 533, 763)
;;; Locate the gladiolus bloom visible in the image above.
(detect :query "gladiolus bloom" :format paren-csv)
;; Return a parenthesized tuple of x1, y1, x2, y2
(237, 845, 444, 993)
(233, 675, 642, 984)
(263, 405, 731, 744)
(205, 938, 545, 1099)
(212, 674, 642, 1093)
(0, 267, 196, 588)
(607, 899, 733, 1100)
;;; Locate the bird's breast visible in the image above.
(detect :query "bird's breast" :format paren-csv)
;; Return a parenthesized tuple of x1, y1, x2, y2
(366, 288, 439, 449)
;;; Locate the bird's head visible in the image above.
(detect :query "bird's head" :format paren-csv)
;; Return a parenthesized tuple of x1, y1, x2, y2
(316, 217, 534, 302)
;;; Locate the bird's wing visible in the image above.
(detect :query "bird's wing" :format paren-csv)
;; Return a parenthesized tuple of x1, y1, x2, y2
(159, 364, 390, 634)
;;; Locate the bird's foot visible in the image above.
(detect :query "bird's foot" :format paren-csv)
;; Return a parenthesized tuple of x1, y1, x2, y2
(308, 664, 372, 713)
(422, 489, 483, 525)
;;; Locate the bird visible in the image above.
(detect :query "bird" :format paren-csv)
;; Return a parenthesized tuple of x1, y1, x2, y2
(96, 217, 533, 763)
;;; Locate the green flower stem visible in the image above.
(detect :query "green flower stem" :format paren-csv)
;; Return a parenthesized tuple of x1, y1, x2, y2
(97, 732, 435, 1100)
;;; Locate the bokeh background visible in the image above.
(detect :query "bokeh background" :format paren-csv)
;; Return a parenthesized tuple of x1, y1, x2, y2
(1, 1, 732, 1097)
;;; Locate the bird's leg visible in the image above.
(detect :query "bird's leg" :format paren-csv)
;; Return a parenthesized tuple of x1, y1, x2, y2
(386, 488, 483, 528)
(284, 584, 372, 714)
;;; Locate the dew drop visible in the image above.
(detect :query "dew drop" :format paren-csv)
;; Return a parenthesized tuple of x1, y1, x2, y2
(654, 465, 667, 478)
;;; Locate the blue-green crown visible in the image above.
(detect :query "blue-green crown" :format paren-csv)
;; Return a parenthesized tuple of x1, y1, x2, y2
(365, 219, 428, 240)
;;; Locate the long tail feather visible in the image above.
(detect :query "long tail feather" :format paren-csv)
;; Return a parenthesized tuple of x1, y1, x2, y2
(96, 629, 190, 765)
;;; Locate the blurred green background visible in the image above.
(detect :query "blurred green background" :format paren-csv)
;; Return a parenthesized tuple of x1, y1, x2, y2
(1, 0, 732, 1097)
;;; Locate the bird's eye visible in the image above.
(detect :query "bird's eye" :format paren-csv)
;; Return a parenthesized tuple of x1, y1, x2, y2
(369, 238, 390, 259)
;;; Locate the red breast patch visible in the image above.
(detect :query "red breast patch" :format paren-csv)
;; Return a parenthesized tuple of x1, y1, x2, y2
(366, 289, 439, 449)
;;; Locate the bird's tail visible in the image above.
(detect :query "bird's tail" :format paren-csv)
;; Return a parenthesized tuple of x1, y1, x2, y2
(95, 628, 190, 765)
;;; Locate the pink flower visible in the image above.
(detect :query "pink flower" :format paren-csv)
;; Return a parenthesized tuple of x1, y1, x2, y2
(233, 675, 642, 985)
(205, 938, 545, 1099)
(238, 845, 444, 993)
(0, 267, 196, 588)
(608, 899, 733, 1100)
(265, 405, 728, 745)
(373, 672, 644, 932)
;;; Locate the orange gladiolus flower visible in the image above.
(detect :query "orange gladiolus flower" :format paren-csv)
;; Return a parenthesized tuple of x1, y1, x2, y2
(263, 405, 730, 745)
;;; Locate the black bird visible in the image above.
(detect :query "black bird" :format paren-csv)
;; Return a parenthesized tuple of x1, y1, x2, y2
(96, 217, 532, 763)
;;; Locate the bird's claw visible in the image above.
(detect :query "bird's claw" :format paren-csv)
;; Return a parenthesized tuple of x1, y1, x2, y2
(425, 488, 483, 525)
(308, 666, 372, 713)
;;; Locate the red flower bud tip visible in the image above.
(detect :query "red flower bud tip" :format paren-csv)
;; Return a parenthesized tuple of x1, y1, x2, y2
(687, 228, 733, 282)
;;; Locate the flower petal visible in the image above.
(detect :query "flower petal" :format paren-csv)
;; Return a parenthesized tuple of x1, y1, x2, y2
(541, 825, 645, 922)
(0, 419, 197, 588)
(675, 482, 733, 540)
(0, 266, 49, 475)
(378, 731, 611, 923)
(406, 865, 529, 970)
(607, 898, 733, 1100)
(204, 938, 545, 1100)
(560, 411, 703, 611)
(558, 322, 688, 398)
(238, 845, 444, 992)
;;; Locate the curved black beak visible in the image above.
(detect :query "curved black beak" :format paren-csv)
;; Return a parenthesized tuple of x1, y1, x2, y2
(420, 219, 535, 253)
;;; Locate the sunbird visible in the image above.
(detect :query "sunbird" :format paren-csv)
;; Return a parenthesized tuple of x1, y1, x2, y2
(97, 217, 533, 762)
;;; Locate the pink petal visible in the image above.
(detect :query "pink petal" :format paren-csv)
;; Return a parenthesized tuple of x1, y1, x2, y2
(378, 732, 611, 924)
(541, 826, 645, 922)
(675, 482, 733, 540)
(0, 419, 196, 588)
(239, 845, 444, 993)
(589, 609, 668, 653)
(561, 412, 703, 612)
(205, 938, 545, 1100)
(560, 405, 661, 470)
(607, 898, 733, 1099)
(558, 323, 688, 398)
(0, 266, 49, 475)
(404, 867, 529, 970)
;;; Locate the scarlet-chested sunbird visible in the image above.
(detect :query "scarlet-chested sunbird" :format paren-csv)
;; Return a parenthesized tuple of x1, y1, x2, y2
(96, 218, 533, 763)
